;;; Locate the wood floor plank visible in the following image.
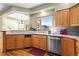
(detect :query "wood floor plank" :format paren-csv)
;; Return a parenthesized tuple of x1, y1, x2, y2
(8, 50, 33, 56)
(8, 51, 24, 56)
(0, 53, 8, 56)
(6, 52, 13, 56)
(17, 50, 34, 56)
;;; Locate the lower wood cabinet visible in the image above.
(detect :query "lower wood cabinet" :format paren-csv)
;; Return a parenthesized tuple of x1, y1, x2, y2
(6, 34, 32, 50)
(32, 37, 40, 48)
(6, 35, 16, 50)
(39, 38, 47, 50)
(76, 41, 79, 56)
(32, 35, 47, 51)
(24, 38, 32, 47)
(6, 35, 25, 50)
(6, 35, 47, 51)
(15, 35, 25, 49)
(61, 37, 76, 56)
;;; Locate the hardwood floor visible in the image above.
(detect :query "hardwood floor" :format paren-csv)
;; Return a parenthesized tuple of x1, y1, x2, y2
(0, 49, 48, 56)
(0, 50, 34, 56)
(0, 41, 3, 53)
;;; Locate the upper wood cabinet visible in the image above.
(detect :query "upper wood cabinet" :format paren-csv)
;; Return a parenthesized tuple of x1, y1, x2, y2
(55, 9, 70, 27)
(61, 37, 76, 56)
(70, 4, 79, 26)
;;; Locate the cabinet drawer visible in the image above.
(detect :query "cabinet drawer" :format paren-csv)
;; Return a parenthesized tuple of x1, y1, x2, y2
(16, 35, 24, 38)
(32, 35, 47, 39)
(6, 35, 16, 38)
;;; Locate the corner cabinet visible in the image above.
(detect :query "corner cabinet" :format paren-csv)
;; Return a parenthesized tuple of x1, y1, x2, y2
(70, 4, 79, 26)
(61, 37, 76, 56)
(55, 9, 70, 27)
(32, 35, 47, 51)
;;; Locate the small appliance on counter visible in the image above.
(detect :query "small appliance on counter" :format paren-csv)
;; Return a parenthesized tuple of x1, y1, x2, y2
(60, 29, 68, 35)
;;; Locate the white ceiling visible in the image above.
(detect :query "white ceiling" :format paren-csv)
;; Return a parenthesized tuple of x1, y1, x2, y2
(8, 3, 43, 8)
(7, 12, 30, 20)
(0, 3, 43, 20)
(0, 3, 43, 13)
(0, 4, 10, 12)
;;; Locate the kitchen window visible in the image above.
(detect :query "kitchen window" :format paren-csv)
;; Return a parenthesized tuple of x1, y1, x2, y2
(40, 16, 54, 33)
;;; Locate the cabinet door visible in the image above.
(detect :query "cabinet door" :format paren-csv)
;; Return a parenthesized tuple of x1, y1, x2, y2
(39, 38, 47, 50)
(76, 41, 79, 55)
(61, 9, 70, 26)
(32, 38, 39, 48)
(55, 12, 60, 27)
(61, 37, 75, 56)
(16, 35, 25, 48)
(55, 9, 69, 27)
(6, 36, 15, 50)
(32, 35, 47, 51)
(70, 4, 79, 26)
(25, 38, 32, 47)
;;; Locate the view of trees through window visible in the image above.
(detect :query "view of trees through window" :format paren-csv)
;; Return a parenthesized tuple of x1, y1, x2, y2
(40, 16, 53, 32)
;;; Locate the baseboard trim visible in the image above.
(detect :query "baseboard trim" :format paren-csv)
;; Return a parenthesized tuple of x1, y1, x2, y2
(47, 51, 61, 56)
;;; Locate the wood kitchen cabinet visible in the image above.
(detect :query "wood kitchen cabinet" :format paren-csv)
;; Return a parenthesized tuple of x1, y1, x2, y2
(76, 41, 79, 56)
(39, 38, 47, 50)
(32, 37, 40, 48)
(6, 35, 16, 50)
(15, 35, 25, 49)
(24, 35, 32, 48)
(55, 9, 70, 27)
(70, 4, 79, 26)
(55, 11, 60, 27)
(61, 37, 76, 56)
(32, 35, 47, 51)
(25, 38, 32, 47)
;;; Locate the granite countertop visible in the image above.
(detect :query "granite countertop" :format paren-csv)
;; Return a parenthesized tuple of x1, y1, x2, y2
(6, 31, 79, 40)
(49, 34, 79, 40)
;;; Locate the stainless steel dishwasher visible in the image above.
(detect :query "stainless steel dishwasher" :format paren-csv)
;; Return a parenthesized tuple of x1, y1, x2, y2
(48, 36, 60, 54)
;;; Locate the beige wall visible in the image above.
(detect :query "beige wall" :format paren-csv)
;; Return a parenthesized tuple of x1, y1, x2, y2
(2, 17, 18, 31)
(2, 17, 30, 31)
(30, 9, 55, 19)
(0, 17, 2, 31)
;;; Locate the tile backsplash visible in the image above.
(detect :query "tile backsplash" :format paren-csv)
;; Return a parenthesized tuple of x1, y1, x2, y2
(54, 26, 79, 36)
(67, 26, 79, 36)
